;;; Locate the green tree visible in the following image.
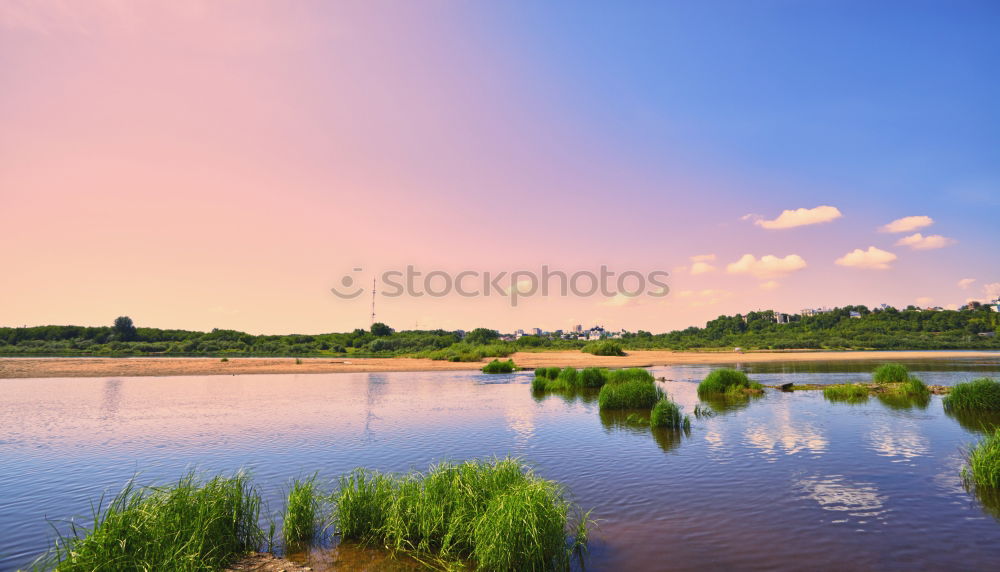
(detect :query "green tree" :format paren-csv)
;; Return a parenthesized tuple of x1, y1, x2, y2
(113, 316, 137, 342)
(370, 322, 393, 336)
(465, 328, 500, 345)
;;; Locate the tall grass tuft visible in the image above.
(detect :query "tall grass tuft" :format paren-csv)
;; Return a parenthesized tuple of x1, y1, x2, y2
(556, 367, 579, 388)
(606, 368, 654, 385)
(650, 398, 688, 429)
(283, 475, 321, 548)
(944, 378, 1000, 412)
(598, 380, 663, 410)
(697, 368, 752, 396)
(42, 472, 263, 571)
(823, 383, 870, 403)
(482, 359, 516, 374)
(579, 367, 609, 388)
(964, 428, 1000, 489)
(332, 458, 588, 569)
(581, 340, 626, 356)
(872, 363, 909, 384)
(531, 375, 549, 392)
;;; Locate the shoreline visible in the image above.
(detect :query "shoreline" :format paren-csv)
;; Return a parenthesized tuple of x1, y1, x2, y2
(2, 350, 999, 379)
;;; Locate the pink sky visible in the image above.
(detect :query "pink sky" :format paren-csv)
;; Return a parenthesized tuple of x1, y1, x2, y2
(2, 2, 998, 334)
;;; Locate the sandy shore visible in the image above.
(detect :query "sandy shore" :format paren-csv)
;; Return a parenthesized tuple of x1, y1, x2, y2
(1, 350, 998, 379)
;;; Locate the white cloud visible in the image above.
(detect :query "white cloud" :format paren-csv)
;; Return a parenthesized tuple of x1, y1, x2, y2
(895, 233, 957, 250)
(759, 281, 780, 291)
(690, 261, 716, 275)
(915, 297, 934, 307)
(835, 246, 897, 270)
(750, 205, 842, 230)
(985, 282, 1000, 300)
(726, 254, 808, 279)
(958, 278, 976, 289)
(879, 215, 933, 233)
(691, 254, 716, 262)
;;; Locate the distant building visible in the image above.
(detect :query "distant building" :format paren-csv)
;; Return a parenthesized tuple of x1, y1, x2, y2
(532, 328, 542, 336)
(573, 324, 583, 333)
(775, 313, 791, 324)
(849, 311, 861, 319)
(514, 329, 525, 339)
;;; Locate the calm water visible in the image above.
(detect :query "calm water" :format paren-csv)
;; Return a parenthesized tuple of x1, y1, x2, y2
(3, 358, 1000, 571)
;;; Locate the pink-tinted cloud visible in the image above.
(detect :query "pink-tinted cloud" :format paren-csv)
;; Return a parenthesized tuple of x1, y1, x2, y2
(835, 247, 897, 270)
(879, 215, 933, 233)
(726, 254, 807, 278)
(749, 205, 842, 229)
(895, 233, 957, 250)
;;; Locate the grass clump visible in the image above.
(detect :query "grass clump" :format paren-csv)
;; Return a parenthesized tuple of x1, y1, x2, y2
(534, 367, 561, 380)
(220, 357, 229, 362)
(556, 367, 579, 388)
(579, 367, 609, 388)
(697, 368, 752, 397)
(482, 359, 516, 374)
(581, 340, 626, 356)
(872, 363, 909, 384)
(944, 378, 1000, 412)
(650, 398, 690, 430)
(333, 458, 588, 569)
(283, 475, 321, 548)
(43, 472, 263, 572)
(964, 428, 1000, 489)
(598, 380, 663, 410)
(606, 368, 655, 385)
(823, 383, 870, 403)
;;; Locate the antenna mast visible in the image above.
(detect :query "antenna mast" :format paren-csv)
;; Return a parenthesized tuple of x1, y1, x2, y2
(370, 276, 377, 325)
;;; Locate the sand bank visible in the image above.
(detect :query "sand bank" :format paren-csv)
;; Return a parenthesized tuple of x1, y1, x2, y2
(2, 350, 998, 379)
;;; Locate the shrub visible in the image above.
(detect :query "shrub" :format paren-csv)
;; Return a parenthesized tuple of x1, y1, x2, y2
(945, 378, 1000, 411)
(606, 368, 655, 385)
(283, 476, 320, 547)
(482, 359, 516, 374)
(872, 363, 910, 384)
(333, 458, 588, 569)
(582, 341, 626, 356)
(964, 428, 1000, 489)
(42, 472, 263, 571)
(650, 398, 688, 429)
(697, 368, 752, 396)
(579, 367, 609, 388)
(599, 380, 664, 410)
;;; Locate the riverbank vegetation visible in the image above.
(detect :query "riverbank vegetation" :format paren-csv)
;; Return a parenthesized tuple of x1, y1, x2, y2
(964, 429, 1000, 489)
(5, 303, 999, 358)
(581, 341, 625, 356)
(697, 369, 762, 397)
(598, 378, 663, 410)
(334, 458, 590, 570)
(37, 459, 591, 571)
(482, 359, 516, 374)
(39, 472, 264, 571)
(944, 378, 1000, 411)
(823, 383, 870, 403)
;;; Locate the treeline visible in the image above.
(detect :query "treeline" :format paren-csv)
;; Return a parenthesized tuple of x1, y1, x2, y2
(621, 305, 1000, 350)
(0, 319, 578, 359)
(1, 305, 999, 357)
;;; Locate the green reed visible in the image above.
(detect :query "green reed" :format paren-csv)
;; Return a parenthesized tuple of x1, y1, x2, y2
(332, 458, 588, 570)
(40, 472, 263, 572)
(944, 378, 1000, 412)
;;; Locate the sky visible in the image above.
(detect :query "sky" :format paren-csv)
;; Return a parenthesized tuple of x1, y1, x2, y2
(2, 0, 999, 334)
